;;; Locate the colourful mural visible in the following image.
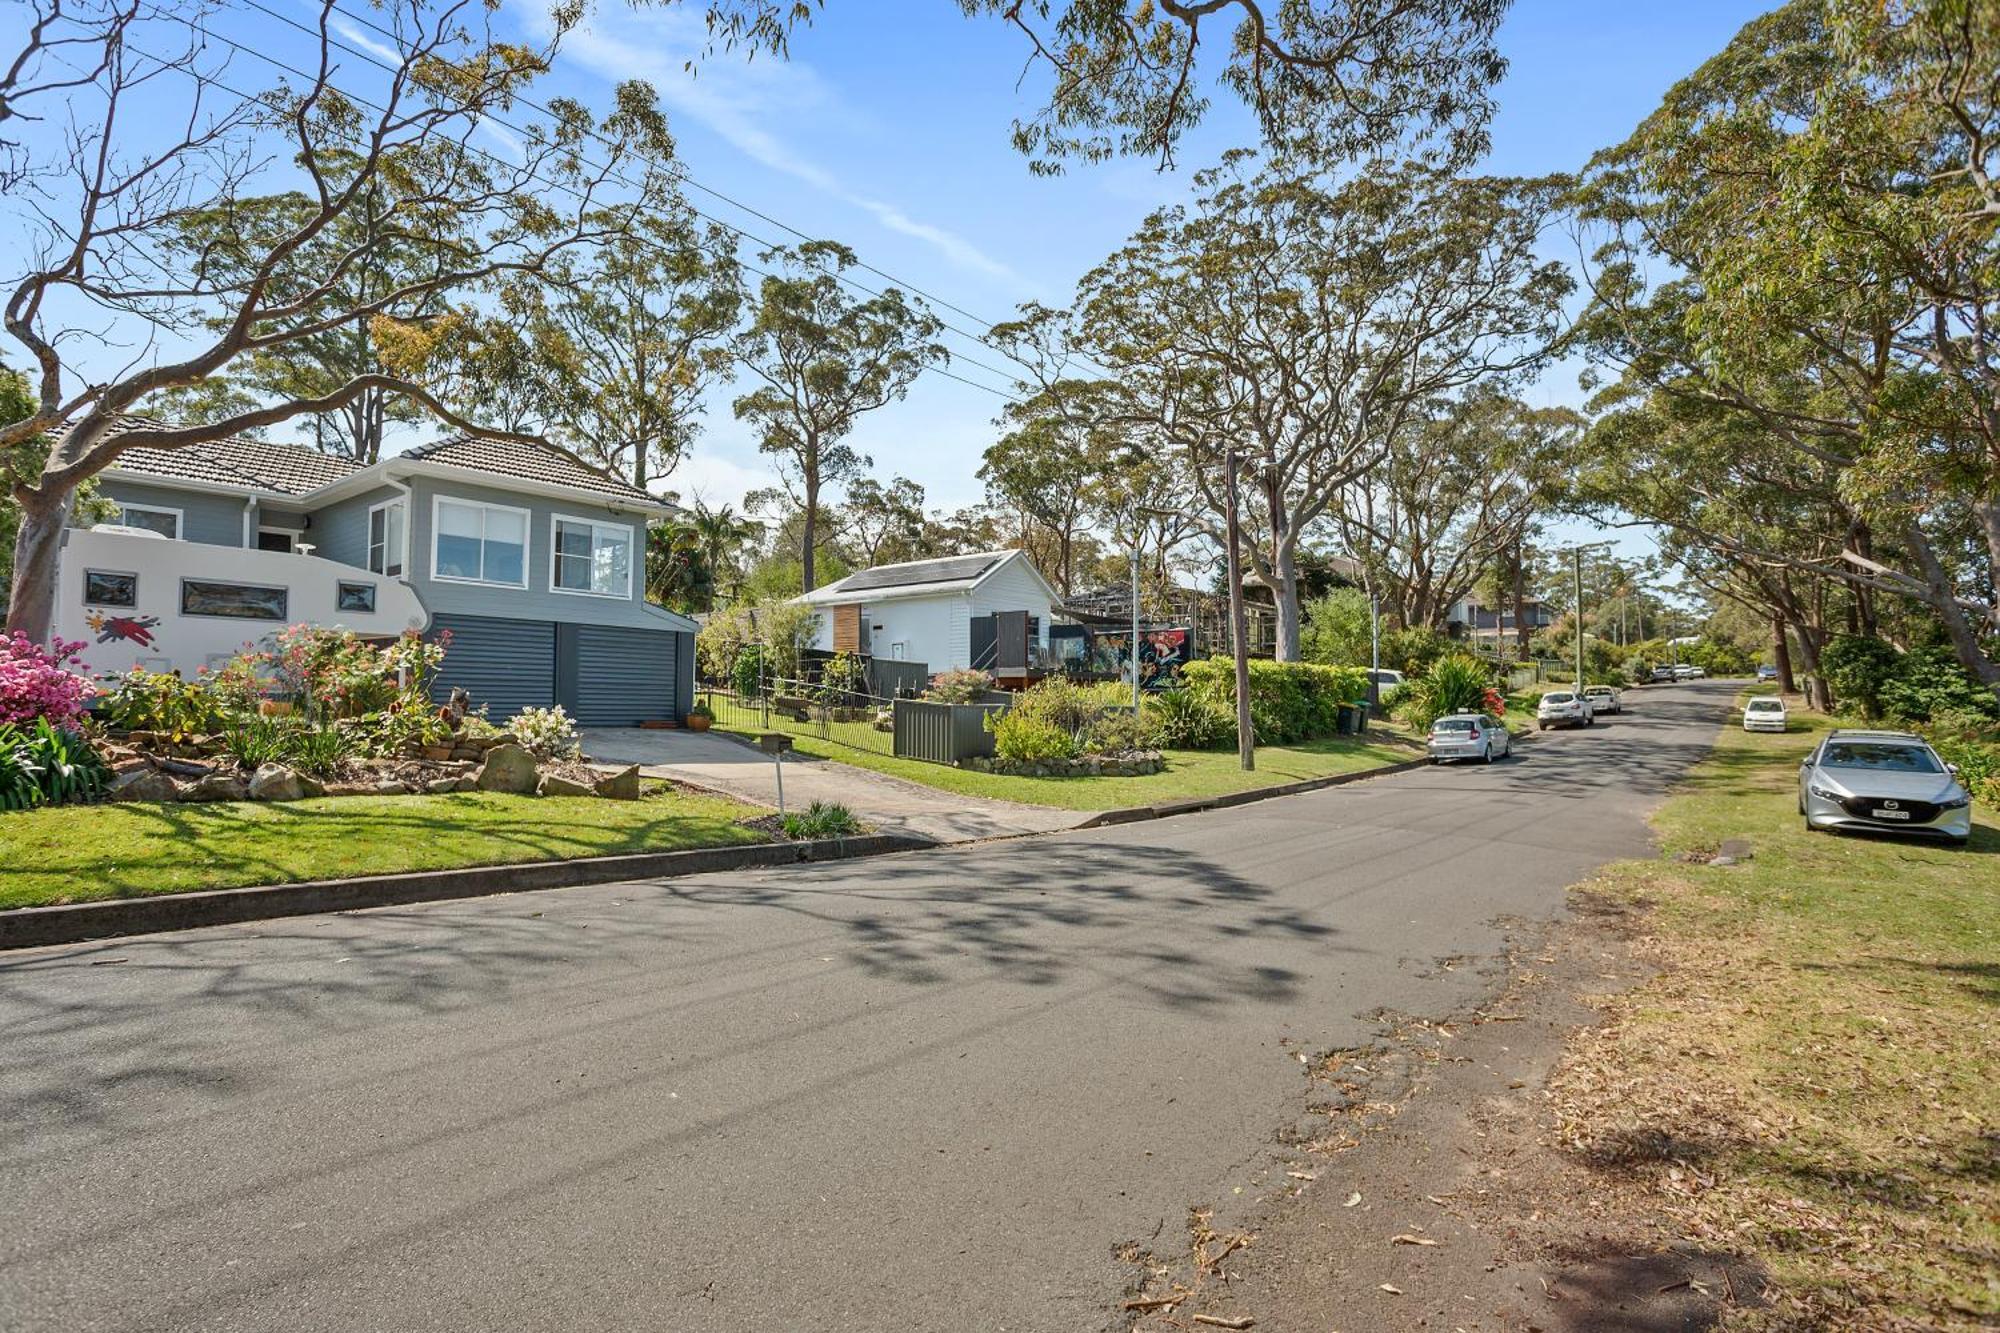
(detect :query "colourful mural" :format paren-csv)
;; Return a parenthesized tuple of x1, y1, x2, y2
(85, 611, 162, 648)
(1094, 626, 1193, 690)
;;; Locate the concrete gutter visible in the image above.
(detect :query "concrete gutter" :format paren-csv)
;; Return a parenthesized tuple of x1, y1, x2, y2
(0, 833, 933, 951)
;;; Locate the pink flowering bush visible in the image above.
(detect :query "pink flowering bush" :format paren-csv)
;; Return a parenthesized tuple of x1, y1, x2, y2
(0, 632, 98, 727)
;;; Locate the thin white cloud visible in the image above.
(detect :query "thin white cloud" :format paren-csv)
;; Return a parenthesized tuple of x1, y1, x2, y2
(545, 7, 1023, 286)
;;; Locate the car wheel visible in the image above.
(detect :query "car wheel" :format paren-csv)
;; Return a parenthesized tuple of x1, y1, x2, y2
(1949, 836, 1970, 849)
(1537, 722, 1546, 731)
(1483, 742, 1495, 764)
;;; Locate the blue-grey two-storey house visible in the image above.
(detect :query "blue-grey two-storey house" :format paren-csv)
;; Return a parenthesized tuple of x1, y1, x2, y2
(56, 429, 695, 726)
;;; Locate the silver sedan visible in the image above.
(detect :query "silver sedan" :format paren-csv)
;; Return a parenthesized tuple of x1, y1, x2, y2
(1427, 713, 1512, 764)
(1798, 729, 1973, 846)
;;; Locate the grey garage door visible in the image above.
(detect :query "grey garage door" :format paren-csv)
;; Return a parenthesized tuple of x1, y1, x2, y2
(562, 625, 679, 727)
(428, 614, 556, 722)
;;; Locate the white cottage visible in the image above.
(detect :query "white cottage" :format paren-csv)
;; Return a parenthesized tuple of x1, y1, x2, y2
(793, 550, 1063, 682)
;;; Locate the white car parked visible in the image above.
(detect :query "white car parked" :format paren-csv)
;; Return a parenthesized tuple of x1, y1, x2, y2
(1536, 690, 1595, 730)
(1743, 696, 1788, 733)
(1582, 685, 1623, 715)
(1427, 713, 1512, 764)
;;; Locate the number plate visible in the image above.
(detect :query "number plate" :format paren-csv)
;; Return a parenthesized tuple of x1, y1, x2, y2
(1872, 808, 1911, 820)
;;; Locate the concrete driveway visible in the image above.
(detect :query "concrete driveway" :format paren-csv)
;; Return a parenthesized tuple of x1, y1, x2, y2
(0, 683, 1736, 1333)
(580, 725, 1088, 843)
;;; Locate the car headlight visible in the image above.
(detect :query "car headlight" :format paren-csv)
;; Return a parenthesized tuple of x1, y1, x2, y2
(1939, 793, 1970, 810)
(1808, 784, 1840, 800)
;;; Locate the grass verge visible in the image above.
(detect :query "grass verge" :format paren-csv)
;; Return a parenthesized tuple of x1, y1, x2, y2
(0, 785, 767, 910)
(1550, 697, 1998, 1328)
(713, 717, 1420, 811)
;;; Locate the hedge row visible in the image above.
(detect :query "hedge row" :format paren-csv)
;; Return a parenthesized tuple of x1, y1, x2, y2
(1179, 658, 1370, 744)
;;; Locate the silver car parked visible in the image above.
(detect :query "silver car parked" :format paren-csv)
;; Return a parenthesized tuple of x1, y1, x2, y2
(1427, 713, 1512, 764)
(1798, 729, 1973, 846)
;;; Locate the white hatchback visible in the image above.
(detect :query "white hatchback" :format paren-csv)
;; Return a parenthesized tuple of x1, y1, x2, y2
(1743, 696, 1788, 733)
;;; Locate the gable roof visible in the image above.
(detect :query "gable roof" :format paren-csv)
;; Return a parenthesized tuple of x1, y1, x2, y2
(399, 435, 657, 506)
(798, 550, 1058, 606)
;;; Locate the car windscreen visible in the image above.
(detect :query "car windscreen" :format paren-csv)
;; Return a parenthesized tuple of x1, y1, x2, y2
(1432, 720, 1476, 733)
(1819, 742, 1943, 774)
(1543, 693, 1574, 704)
(1746, 699, 1784, 712)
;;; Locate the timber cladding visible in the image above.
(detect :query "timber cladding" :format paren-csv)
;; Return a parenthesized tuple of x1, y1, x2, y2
(831, 603, 862, 654)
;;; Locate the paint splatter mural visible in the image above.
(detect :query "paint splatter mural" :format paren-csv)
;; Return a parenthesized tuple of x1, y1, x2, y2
(85, 611, 162, 648)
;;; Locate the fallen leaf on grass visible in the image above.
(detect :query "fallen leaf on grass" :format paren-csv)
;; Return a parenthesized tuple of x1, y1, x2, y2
(1287, 1170, 1316, 1181)
(1391, 1234, 1439, 1246)
(1344, 1192, 1363, 1208)
(1379, 1283, 1404, 1294)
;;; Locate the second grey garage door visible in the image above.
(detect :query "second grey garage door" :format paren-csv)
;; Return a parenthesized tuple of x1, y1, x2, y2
(428, 614, 557, 721)
(561, 624, 679, 727)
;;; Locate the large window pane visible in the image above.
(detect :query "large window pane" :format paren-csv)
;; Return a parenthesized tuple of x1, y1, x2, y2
(370, 502, 406, 576)
(595, 527, 631, 594)
(435, 500, 484, 580)
(485, 506, 526, 586)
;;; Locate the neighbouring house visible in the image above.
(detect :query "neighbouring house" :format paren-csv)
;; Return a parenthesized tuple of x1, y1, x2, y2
(793, 549, 1063, 684)
(1446, 598, 1555, 645)
(56, 426, 696, 725)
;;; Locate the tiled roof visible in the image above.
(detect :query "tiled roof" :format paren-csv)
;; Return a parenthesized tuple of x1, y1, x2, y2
(833, 551, 1010, 594)
(400, 436, 658, 506)
(110, 432, 361, 496)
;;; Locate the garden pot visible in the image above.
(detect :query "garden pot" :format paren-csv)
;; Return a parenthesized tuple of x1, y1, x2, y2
(257, 699, 295, 718)
(687, 714, 712, 732)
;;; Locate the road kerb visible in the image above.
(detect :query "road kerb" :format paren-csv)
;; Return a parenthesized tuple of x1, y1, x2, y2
(0, 833, 934, 951)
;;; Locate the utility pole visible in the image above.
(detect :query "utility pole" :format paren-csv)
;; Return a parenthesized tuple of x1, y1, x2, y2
(1129, 533, 1143, 712)
(1574, 548, 1586, 686)
(1224, 449, 1254, 771)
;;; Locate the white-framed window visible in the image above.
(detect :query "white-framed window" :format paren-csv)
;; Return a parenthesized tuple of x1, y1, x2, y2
(117, 503, 181, 538)
(431, 495, 528, 587)
(549, 513, 634, 599)
(367, 498, 407, 577)
(256, 527, 295, 553)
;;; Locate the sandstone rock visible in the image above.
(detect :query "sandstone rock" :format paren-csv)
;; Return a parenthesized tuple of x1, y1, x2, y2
(539, 773, 596, 798)
(247, 764, 305, 801)
(453, 776, 478, 792)
(296, 772, 326, 798)
(421, 745, 455, 763)
(425, 777, 464, 795)
(109, 768, 180, 802)
(373, 779, 409, 795)
(593, 765, 641, 801)
(183, 773, 249, 802)
(324, 781, 378, 797)
(474, 743, 538, 794)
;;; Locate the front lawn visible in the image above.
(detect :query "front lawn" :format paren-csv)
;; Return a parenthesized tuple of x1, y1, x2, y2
(1551, 699, 1998, 1327)
(713, 716, 1420, 811)
(0, 786, 767, 911)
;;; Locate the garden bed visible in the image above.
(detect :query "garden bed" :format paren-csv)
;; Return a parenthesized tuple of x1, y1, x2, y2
(960, 750, 1164, 778)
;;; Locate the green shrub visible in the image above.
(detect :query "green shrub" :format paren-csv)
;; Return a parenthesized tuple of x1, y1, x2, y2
(1821, 635, 1902, 719)
(1882, 647, 1998, 723)
(730, 641, 768, 699)
(1179, 658, 1367, 743)
(1380, 627, 1451, 676)
(0, 719, 109, 810)
(223, 717, 358, 776)
(1300, 588, 1372, 667)
(816, 650, 868, 703)
(1397, 654, 1500, 731)
(1145, 688, 1230, 750)
(987, 710, 1081, 762)
(781, 800, 863, 839)
(99, 668, 228, 739)
(288, 724, 356, 778)
(222, 717, 295, 770)
(1086, 707, 1150, 754)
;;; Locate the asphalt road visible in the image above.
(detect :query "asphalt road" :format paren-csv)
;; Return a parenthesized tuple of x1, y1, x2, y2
(0, 681, 1733, 1332)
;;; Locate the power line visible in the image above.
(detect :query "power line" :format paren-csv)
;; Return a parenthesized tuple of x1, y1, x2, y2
(124, 16, 1030, 409)
(219, 0, 1067, 394)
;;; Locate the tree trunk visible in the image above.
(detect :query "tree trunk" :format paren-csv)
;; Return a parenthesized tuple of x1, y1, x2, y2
(1773, 616, 1796, 694)
(4, 485, 71, 643)
(800, 472, 820, 594)
(1907, 520, 2000, 701)
(1794, 622, 1832, 712)
(1271, 542, 1302, 662)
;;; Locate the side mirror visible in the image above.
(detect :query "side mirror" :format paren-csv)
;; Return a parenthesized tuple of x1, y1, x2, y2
(1948, 762, 1961, 777)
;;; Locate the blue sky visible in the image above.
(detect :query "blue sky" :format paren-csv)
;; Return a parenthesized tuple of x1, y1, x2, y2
(510, 0, 1767, 544)
(5, 0, 1769, 565)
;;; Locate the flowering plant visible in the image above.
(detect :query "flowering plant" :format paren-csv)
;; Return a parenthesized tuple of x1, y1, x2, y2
(0, 632, 97, 727)
(509, 704, 580, 760)
(1481, 687, 1507, 719)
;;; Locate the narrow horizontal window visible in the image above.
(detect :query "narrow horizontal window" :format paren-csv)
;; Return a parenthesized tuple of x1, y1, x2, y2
(181, 579, 288, 621)
(336, 581, 376, 614)
(83, 570, 138, 608)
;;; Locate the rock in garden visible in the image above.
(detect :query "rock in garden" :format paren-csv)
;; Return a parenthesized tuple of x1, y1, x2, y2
(109, 768, 180, 802)
(296, 773, 326, 798)
(452, 776, 478, 792)
(424, 777, 463, 795)
(184, 773, 249, 803)
(474, 743, 539, 794)
(247, 764, 305, 802)
(539, 773, 596, 798)
(593, 765, 641, 800)
(421, 745, 456, 763)
(373, 779, 409, 795)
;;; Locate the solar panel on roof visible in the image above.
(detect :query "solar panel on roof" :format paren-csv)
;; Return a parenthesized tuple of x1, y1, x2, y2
(837, 553, 1004, 592)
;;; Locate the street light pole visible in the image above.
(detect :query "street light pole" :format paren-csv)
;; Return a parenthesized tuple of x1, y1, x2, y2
(1574, 547, 1586, 687)
(1223, 449, 1254, 771)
